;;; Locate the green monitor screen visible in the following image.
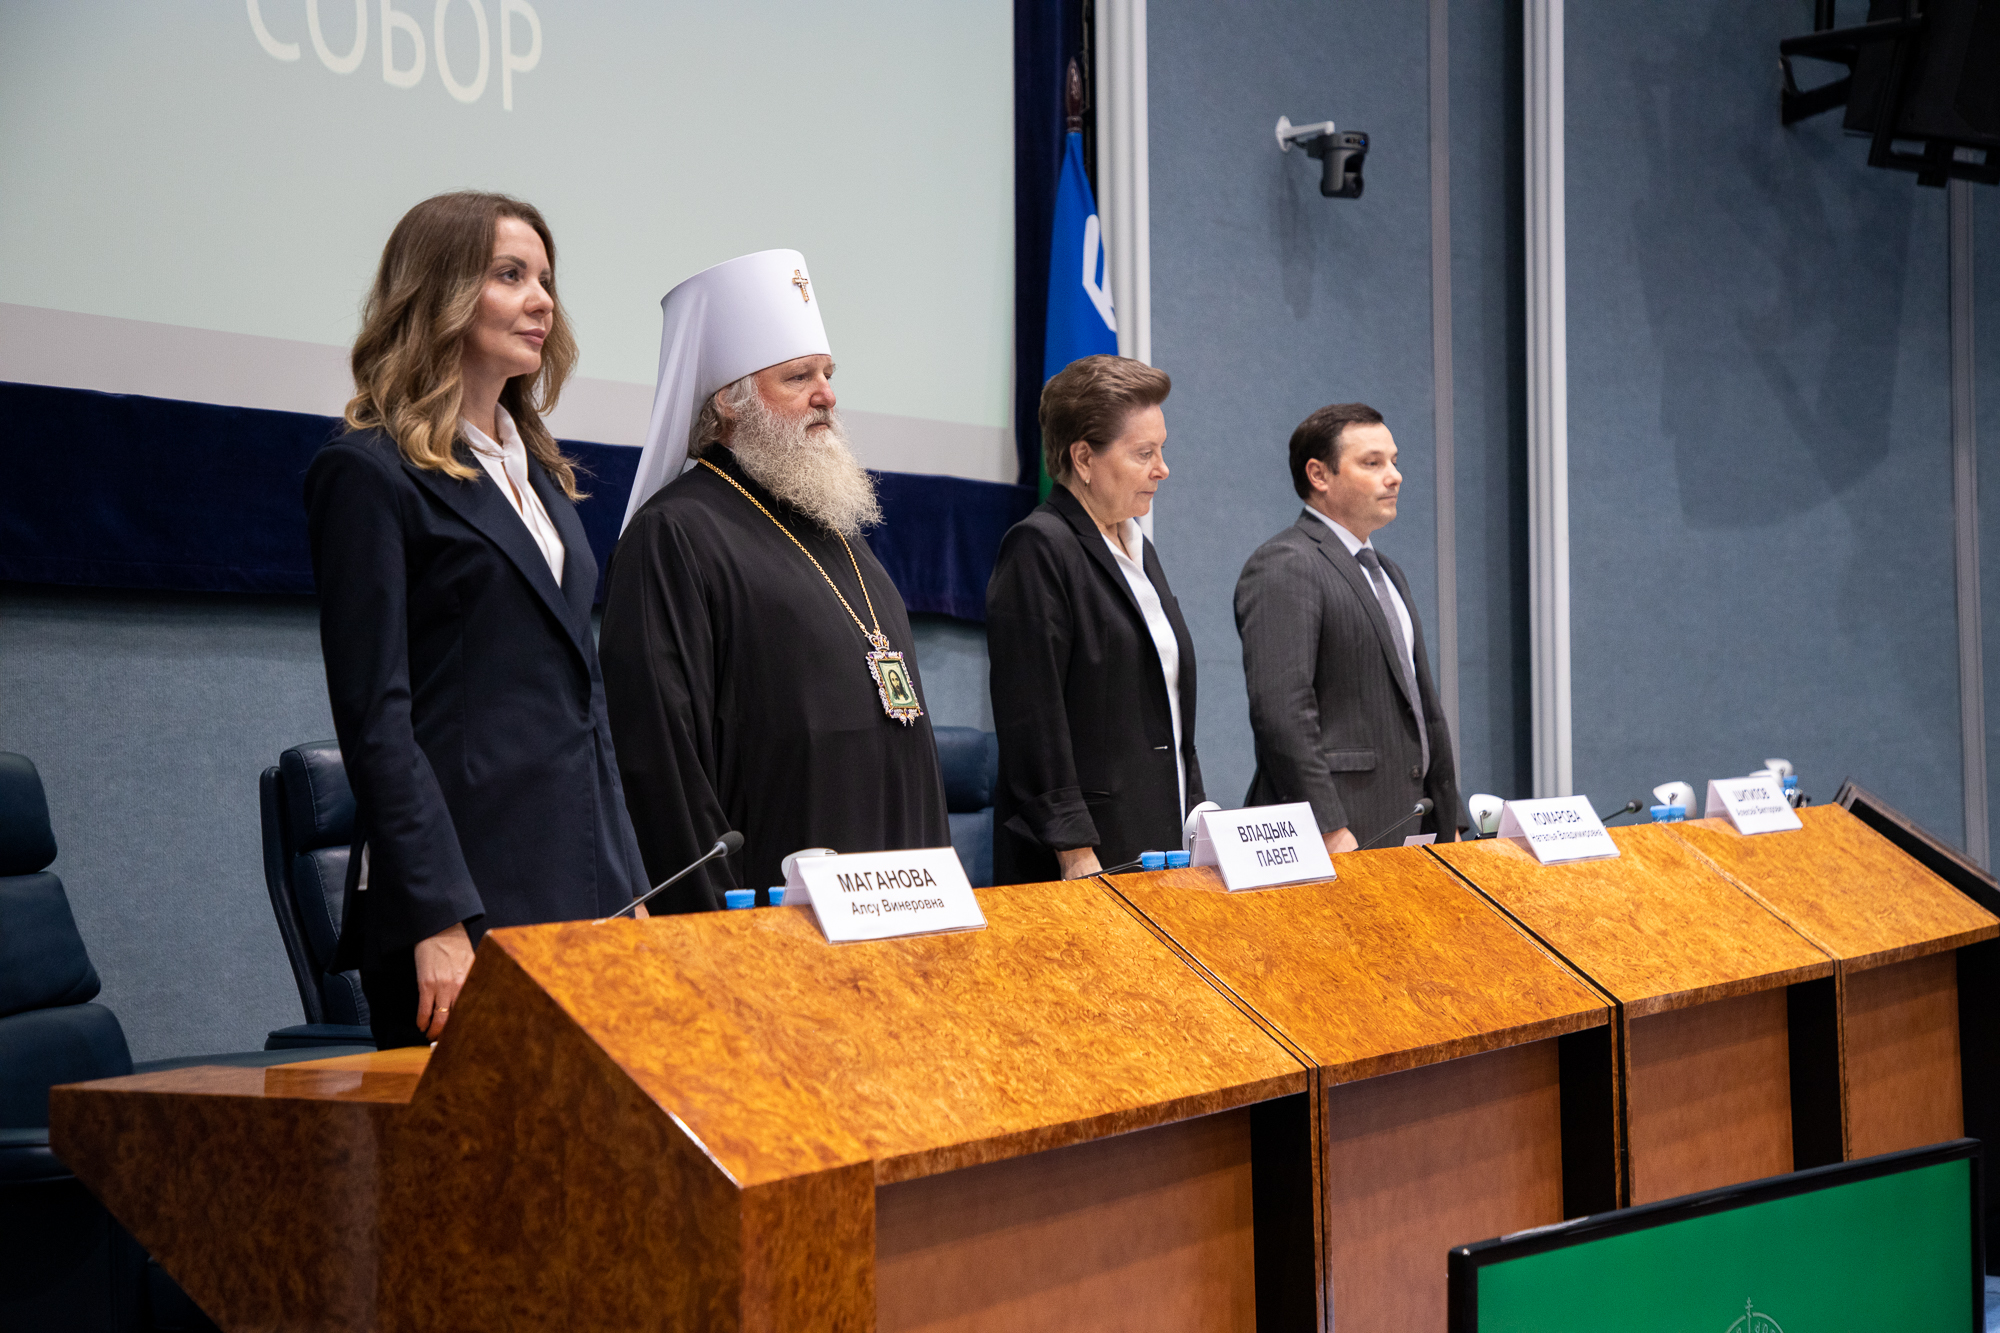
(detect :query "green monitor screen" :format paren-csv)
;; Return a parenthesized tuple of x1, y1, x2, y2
(1449, 1140, 1983, 1332)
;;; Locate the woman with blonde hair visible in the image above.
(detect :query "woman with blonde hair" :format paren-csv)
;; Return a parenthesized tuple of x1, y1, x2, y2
(305, 191, 648, 1048)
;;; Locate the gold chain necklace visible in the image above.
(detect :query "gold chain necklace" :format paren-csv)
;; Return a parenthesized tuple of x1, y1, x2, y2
(701, 459, 923, 725)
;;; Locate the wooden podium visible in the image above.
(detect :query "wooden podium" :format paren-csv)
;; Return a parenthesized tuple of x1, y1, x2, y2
(1104, 848, 1610, 1333)
(1432, 825, 1835, 1206)
(51, 881, 1312, 1333)
(1665, 805, 1998, 1163)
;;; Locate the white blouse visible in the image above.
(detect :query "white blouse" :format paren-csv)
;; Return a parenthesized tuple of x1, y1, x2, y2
(1102, 519, 1186, 814)
(462, 407, 566, 585)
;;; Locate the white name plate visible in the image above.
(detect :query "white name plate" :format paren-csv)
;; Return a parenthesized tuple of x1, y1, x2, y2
(786, 847, 987, 944)
(1192, 802, 1336, 891)
(1496, 796, 1620, 864)
(1704, 777, 1803, 835)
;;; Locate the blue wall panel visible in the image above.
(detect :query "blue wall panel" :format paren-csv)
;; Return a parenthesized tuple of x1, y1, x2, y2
(1448, 0, 1532, 806)
(1978, 192, 2000, 856)
(1148, 0, 1441, 811)
(1565, 1, 1963, 835)
(0, 587, 333, 1062)
(0, 589, 995, 1063)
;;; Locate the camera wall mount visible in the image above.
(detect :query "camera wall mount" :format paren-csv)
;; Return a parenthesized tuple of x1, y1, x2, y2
(1276, 115, 1368, 199)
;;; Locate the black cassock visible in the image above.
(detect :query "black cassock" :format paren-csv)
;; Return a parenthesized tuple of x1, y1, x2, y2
(599, 446, 950, 909)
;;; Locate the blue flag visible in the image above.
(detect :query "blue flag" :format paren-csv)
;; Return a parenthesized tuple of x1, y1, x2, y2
(1042, 131, 1119, 496)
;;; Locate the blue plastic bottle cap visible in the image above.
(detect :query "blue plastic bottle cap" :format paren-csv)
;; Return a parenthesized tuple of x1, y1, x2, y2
(1139, 850, 1167, 871)
(724, 888, 755, 910)
(1165, 851, 1190, 869)
(768, 887, 786, 906)
(1783, 775, 1799, 790)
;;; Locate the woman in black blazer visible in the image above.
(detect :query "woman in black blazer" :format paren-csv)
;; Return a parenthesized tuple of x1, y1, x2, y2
(305, 192, 649, 1048)
(986, 355, 1205, 884)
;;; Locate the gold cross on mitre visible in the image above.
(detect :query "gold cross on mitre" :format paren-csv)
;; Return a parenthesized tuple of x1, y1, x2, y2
(792, 269, 811, 303)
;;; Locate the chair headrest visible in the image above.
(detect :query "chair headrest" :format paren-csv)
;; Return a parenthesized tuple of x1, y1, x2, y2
(0, 872, 101, 1018)
(0, 753, 57, 876)
(934, 727, 999, 814)
(279, 742, 355, 853)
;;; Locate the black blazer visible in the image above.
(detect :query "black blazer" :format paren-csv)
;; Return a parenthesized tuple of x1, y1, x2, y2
(1235, 511, 1458, 846)
(304, 429, 649, 970)
(985, 485, 1205, 884)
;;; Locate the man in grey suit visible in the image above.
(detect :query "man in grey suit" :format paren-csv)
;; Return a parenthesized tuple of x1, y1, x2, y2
(1235, 403, 1458, 852)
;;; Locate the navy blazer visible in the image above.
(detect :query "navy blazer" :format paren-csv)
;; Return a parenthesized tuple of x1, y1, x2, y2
(304, 429, 648, 969)
(985, 485, 1204, 884)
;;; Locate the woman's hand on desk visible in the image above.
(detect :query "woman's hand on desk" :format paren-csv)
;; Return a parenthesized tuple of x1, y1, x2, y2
(1056, 847, 1104, 879)
(414, 922, 475, 1040)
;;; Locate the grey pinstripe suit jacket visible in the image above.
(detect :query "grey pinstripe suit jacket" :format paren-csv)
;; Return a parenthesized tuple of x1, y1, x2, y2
(1234, 511, 1458, 845)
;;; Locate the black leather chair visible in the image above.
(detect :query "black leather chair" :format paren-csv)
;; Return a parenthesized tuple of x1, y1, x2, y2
(0, 753, 144, 1332)
(935, 727, 999, 888)
(0, 752, 366, 1332)
(258, 741, 374, 1050)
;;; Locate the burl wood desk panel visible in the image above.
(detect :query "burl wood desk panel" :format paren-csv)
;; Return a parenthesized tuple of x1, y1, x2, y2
(1433, 826, 1836, 1205)
(53, 880, 1308, 1333)
(1107, 851, 1610, 1333)
(1669, 806, 1999, 1160)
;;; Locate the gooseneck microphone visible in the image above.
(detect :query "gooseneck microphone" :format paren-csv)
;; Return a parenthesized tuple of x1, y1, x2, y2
(599, 830, 745, 922)
(1357, 798, 1435, 851)
(1596, 799, 1644, 824)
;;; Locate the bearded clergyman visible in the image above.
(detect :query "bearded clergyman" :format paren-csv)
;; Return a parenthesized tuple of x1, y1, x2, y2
(600, 249, 949, 910)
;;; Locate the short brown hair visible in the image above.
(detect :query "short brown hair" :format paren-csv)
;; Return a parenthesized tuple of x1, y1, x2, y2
(1038, 355, 1172, 484)
(344, 191, 583, 499)
(1289, 402, 1384, 499)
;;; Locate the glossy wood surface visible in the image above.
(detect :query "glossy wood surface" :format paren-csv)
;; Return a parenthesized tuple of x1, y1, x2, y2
(1667, 805, 1999, 972)
(1109, 851, 1599, 1330)
(1433, 825, 1834, 1016)
(52, 880, 1308, 1333)
(1322, 1040, 1565, 1333)
(1668, 807, 1989, 1163)
(1842, 951, 1963, 1158)
(1106, 851, 1608, 1083)
(876, 1107, 1255, 1332)
(1623, 987, 1793, 1204)
(503, 880, 1306, 1184)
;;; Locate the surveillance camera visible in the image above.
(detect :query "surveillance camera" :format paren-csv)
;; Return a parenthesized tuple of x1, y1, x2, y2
(1276, 116, 1368, 199)
(1307, 131, 1368, 198)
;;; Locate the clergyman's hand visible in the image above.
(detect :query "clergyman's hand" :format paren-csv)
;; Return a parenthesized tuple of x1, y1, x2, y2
(413, 922, 475, 1041)
(1056, 846, 1104, 879)
(1323, 827, 1360, 856)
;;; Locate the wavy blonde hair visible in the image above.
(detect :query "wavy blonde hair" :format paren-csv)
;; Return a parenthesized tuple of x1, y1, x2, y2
(345, 191, 583, 499)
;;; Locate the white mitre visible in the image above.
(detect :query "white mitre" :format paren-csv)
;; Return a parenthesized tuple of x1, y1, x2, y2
(619, 248, 832, 533)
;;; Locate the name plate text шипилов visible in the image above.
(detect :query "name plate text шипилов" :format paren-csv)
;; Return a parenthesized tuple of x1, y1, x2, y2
(1703, 777, 1804, 835)
(785, 847, 988, 943)
(1192, 802, 1337, 891)
(1496, 796, 1620, 864)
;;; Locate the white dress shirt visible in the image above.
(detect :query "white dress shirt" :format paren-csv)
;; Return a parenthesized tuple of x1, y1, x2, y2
(1102, 518, 1186, 814)
(1307, 507, 1416, 689)
(462, 408, 566, 585)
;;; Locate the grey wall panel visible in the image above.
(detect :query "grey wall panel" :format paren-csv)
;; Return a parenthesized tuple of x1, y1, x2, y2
(910, 614, 994, 730)
(1981, 193, 2000, 851)
(1447, 0, 1532, 806)
(0, 592, 992, 1062)
(0, 587, 334, 1062)
(1148, 0, 1439, 811)
(1563, 2, 1962, 836)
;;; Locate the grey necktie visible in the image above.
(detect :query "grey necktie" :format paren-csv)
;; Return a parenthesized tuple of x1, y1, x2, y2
(1354, 546, 1430, 779)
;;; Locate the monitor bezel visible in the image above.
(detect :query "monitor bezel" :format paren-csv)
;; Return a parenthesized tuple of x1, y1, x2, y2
(1446, 1138, 1984, 1332)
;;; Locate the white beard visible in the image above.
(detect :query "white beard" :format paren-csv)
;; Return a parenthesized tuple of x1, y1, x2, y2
(727, 394, 883, 538)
